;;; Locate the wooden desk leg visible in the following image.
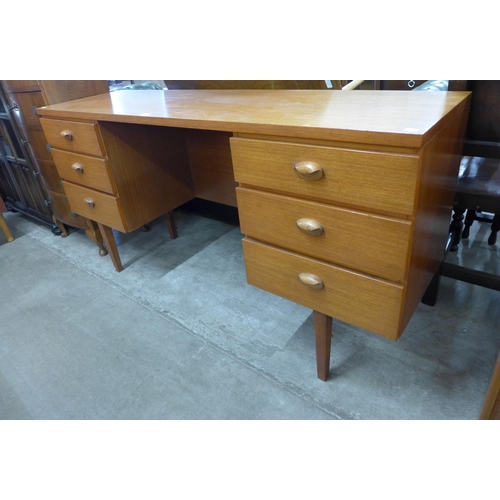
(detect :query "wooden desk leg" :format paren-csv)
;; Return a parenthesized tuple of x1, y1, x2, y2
(97, 223, 123, 272)
(313, 311, 333, 381)
(0, 213, 14, 242)
(480, 351, 500, 420)
(165, 211, 177, 239)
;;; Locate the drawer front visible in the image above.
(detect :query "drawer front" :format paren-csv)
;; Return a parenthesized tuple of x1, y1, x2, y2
(242, 238, 404, 340)
(231, 137, 419, 215)
(63, 181, 126, 232)
(40, 118, 104, 156)
(237, 188, 411, 282)
(52, 149, 114, 194)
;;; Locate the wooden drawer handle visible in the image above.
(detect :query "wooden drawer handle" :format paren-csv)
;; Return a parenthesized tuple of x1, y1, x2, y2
(296, 218, 324, 236)
(83, 197, 95, 207)
(298, 272, 324, 289)
(60, 130, 73, 141)
(71, 163, 84, 173)
(294, 161, 323, 180)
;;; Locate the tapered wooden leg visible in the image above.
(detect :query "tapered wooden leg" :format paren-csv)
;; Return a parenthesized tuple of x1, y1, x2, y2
(313, 311, 333, 381)
(97, 223, 123, 272)
(85, 219, 108, 256)
(480, 351, 500, 420)
(0, 213, 14, 242)
(52, 215, 68, 237)
(165, 212, 177, 239)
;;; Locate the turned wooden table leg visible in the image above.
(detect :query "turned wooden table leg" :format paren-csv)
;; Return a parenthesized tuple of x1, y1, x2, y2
(165, 211, 177, 239)
(97, 223, 123, 272)
(52, 215, 68, 237)
(313, 311, 333, 381)
(450, 205, 465, 251)
(85, 219, 108, 256)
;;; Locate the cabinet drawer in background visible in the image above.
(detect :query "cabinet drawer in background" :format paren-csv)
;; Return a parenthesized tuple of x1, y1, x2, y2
(6, 91, 45, 128)
(52, 149, 115, 194)
(47, 190, 89, 227)
(231, 137, 419, 215)
(237, 188, 412, 282)
(242, 238, 404, 340)
(40, 118, 104, 156)
(63, 181, 125, 232)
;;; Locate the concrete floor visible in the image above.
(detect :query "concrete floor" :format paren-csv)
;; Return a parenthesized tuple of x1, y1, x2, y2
(1, 206, 499, 419)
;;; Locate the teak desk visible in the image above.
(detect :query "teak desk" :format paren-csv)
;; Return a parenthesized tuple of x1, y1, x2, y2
(37, 89, 471, 380)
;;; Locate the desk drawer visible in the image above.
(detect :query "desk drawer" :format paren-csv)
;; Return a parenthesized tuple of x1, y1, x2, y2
(40, 118, 104, 156)
(231, 137, 419, 215)
(237, 188, 411, 282)
(62, 181, 126, 232)
(52, 149, 115, 194)
(242, 238, 404, 339)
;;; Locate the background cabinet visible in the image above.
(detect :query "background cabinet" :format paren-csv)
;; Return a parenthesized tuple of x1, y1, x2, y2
(0, 80, 109, 238)
(378, 80, 427, 90)
(0, 84, 53, 227)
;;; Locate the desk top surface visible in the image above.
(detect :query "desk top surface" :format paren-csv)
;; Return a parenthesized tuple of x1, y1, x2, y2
(37, 89, 471, 148)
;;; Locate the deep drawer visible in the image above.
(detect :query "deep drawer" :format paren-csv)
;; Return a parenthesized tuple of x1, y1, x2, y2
(52, 149, 115, 194)
(63, 181, 125, 232)
(242, 238, 404, 340)
(40, 118, 104, 156)
(237, 188, 412, 282)
(231, 137, 419, 215)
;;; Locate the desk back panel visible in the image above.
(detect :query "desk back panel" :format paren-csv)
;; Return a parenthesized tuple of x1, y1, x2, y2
(185, 130, 238, 207)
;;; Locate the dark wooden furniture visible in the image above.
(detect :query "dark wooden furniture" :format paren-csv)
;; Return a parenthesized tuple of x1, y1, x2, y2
(452, 81, 500, 253)
(379, 80, 427, 90)
(0, 84, 53, 228)
(422, 81, 500, 298)
(163, 80, 332, 90)
(450, 156, 500, 249)
(0, 80, 110, 253)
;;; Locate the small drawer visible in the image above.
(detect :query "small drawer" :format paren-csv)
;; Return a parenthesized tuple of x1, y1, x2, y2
(52, 149, 115, 194)
(237, 188, 412, 282)
(231, 137, 419, 215)
(242, 238, 405, 340)
(63, 181, 126, 232)
(40, 118, 104, 156)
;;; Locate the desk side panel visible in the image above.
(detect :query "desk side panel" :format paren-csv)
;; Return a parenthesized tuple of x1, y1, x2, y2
(400, 101, 470, 334)
(98, 122, 195, 231)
